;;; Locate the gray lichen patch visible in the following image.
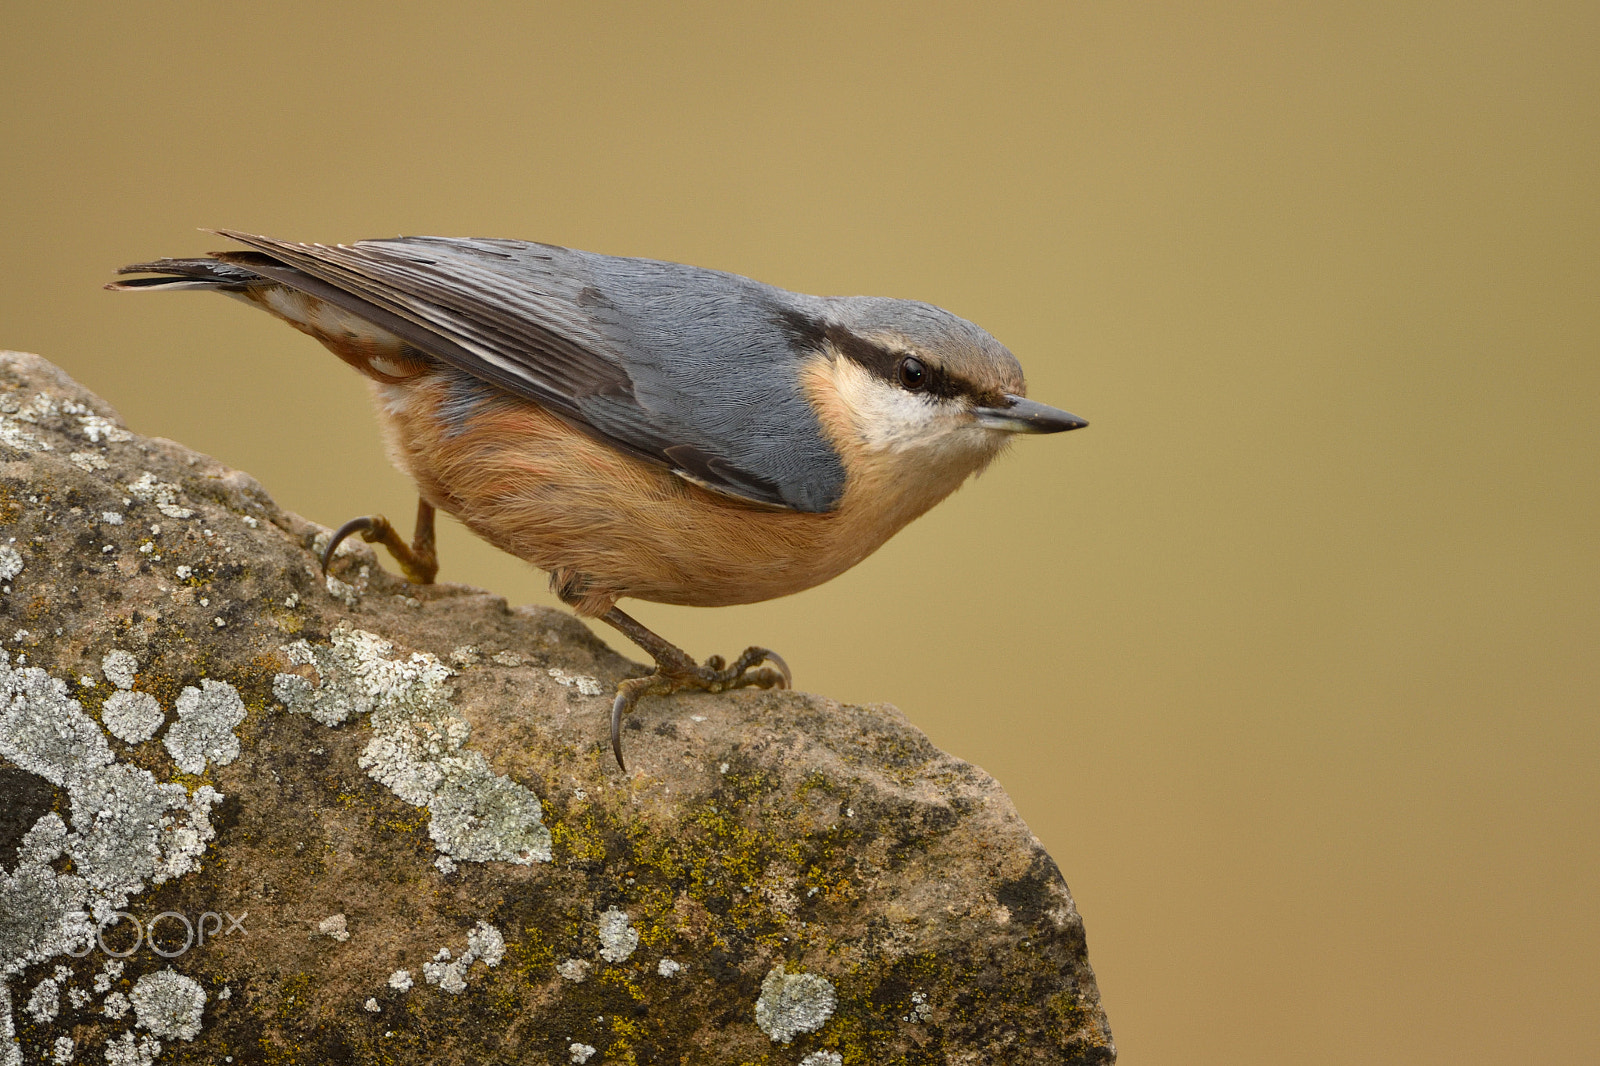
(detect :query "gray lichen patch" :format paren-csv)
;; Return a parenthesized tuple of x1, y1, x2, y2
(0, 411, 49, 453)
(754, 967, 838, 1044)
(103, 1030, 160, 1066)
(69, 767, 220, 915)
(0, 652, 222, 1065)
(421, 921, 505, 995)
(422, 951, 466, 995)
(0, 547, 21, 585)
(101, 650, 138, 691)
(555, 959, 590, 983)
(68, 450, 108, 471)
(275, 626, 551, 865)
(0, 656, 113, 787)
(31, 758, 214, 929)
(124, 472, 193, 520)
(101, 691, 164, 745)
(4, 387, 134, 451)
(274, 627, 412, 727)
(93, 959, 124, 994)
(466, 921, 505, 967)
(24, 977, 57, 1023)
(423, 771, 548, 865)
(546, 667, 602, 696)
(129, 969, 206, 1041)
(74, 411, 131, 446)
(163, 679, 245, 773)
(596, 908, 638, 963)
(317, 914, 351, 942)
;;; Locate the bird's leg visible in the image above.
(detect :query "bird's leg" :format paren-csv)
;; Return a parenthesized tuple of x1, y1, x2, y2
(320, 499, 439, 584)
(597, 606, 791, 771)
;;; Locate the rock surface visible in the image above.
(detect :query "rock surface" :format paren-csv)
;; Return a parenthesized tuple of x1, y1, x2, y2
(0, 351, 1114, 1064)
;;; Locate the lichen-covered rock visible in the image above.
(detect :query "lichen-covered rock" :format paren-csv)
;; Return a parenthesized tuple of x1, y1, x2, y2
(0, 351, 1114, 1064)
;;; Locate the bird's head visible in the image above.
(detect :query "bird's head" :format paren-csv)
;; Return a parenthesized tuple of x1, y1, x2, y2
(787, 297, 1085, 516)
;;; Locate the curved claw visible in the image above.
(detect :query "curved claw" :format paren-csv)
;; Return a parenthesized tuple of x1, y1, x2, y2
(611, 689, 628, 772)
(722, 647, 790, 690)
(610, 674, 664, 771)
(762, 649, 792, 689)
(321, 515, 379, 576)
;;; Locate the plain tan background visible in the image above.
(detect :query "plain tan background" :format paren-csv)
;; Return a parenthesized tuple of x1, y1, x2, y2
(3, 3, 1596, 1061)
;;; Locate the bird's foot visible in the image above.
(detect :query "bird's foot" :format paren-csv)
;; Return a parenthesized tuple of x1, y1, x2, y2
(599, 606, 790, 770)
(320, 499, 438, 584)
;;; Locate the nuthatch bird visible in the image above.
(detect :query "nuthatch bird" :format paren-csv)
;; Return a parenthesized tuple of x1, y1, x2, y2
(110, 231, 1087, 767)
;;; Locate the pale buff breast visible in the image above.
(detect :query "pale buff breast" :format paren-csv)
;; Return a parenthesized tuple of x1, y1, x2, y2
(367, 353, 1003, 616)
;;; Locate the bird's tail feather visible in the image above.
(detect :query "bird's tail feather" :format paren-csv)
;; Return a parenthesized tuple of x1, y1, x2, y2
(105, 256, 265, 292)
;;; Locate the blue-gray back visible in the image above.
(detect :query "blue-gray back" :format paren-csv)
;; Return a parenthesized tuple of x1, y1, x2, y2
(215, 233, 847, 511)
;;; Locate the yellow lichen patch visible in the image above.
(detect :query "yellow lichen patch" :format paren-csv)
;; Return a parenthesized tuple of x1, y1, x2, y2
(23, 594, 50, 624)
(549, 807, 609, 865)
(804, 858, 859, 908)
(792, 769, 835, 805)
(271, 609, 305, 635)
(505, 923, 557, 979)
(598, 966, 644, 1002)
(602, 1016, 653, 1066)
(166, 769, 211, 792)
(1047, 988, 1094, 1033)
(262, 972, 316, 1065)
(376, 804, 431, 839)
(130, 664, 184, 711)
(231, 652, 289, 713)
(76, 684, 109, 717)
(0, 481, 21, 524)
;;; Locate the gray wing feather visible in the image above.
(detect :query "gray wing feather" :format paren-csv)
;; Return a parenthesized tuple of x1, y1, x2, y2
(213, 231, 845, 512)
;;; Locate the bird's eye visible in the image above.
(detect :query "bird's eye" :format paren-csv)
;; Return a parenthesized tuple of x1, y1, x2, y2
(897, 356, 927, 391)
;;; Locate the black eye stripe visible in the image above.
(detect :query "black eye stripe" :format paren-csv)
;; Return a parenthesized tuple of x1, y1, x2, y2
(774, 309, 974, 402)
(901, 360, 965, 402)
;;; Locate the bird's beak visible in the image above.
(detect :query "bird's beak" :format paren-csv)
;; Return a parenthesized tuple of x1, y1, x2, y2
(973, 394, 1088, 434)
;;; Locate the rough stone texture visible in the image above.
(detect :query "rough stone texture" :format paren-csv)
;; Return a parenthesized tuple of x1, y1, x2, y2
(0, 351, 1114, 1065)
